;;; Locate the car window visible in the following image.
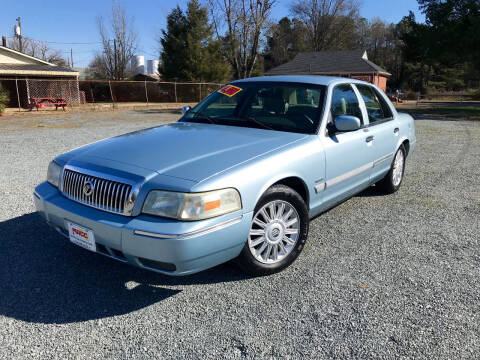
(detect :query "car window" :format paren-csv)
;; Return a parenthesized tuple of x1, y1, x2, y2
(330, 84, 363, 124)
(181, 82, 326, 134)
(245, 86, 323, 128)
(373, 87, 393, 119)
(356, 85, 393, 123)
(199, 88, 241, 119)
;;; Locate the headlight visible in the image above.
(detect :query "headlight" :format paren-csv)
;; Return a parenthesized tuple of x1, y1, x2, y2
(142, 188, 242, 220)
(47, 161, 62, 188)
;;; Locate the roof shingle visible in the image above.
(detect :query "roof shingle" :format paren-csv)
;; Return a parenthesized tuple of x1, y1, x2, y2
(266, 50, 390, 76)
(0, 63, 77, 73)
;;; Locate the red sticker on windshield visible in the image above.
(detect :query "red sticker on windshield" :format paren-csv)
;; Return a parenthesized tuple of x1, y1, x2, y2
(218, 85, 242, 97)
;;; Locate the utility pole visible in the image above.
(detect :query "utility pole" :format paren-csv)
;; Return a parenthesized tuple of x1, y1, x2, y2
(15, 17, 22, 53)
(113, 39, 117, 80)
(70, 48, 74, 68)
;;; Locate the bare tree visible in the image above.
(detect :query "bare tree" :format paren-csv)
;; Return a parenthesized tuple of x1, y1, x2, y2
(8, 37, 35, 55)
(91, 3, 138, 80)
(45, 50, 69, 67)
(291, 0, 360, 51)
(208, 0, 276, 78)
(7, 37, 68, 66)
(86, 54, 109, 79)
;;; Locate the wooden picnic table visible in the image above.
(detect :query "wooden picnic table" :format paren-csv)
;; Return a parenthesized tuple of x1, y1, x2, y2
(30, 97, 67, 111)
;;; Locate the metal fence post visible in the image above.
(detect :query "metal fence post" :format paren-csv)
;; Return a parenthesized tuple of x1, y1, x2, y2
(15, 78, 21, 111)
(144, 80, 149, 107)
(88, 83, 95, 109)
(67, 80, 72, 107)
(108, 80, 115, 109)
(25, 78, 30, 108)
(174, 82, 177, 103)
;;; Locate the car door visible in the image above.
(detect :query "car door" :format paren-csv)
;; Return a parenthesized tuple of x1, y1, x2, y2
(320, 83, 373, 208)
(354, 84, 399, 183)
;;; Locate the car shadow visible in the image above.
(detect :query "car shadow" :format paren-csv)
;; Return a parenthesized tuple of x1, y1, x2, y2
(355, 185, 385, 198)
(0, 212, 249, 324)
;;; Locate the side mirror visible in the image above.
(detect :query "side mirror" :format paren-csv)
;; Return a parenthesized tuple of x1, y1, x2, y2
(182, 106, 192, 114)
(334, 115, 361, 132)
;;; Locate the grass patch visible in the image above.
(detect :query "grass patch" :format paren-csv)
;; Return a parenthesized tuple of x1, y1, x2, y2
(396, 103, 480, 119)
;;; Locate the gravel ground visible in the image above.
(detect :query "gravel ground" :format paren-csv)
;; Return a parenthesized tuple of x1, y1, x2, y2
(0, 110, 479, 359)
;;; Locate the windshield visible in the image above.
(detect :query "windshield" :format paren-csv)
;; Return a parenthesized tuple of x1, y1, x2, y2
(180, 82, 326, 134)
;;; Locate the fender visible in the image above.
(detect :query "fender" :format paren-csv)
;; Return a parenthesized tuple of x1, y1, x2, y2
(253, 173, 310, 210)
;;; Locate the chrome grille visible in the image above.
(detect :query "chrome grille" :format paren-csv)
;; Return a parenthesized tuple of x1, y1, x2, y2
(62, 169, 133, 215)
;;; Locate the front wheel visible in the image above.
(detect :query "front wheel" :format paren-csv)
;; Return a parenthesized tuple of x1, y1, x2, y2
(236, 185, 309, 276)
(377, 145, 406, 194)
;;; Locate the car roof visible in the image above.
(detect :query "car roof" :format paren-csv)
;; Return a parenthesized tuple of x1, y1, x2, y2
(232, 75, 373, 88)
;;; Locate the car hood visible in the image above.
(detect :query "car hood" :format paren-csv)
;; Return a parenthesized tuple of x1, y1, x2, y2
(64, 122, 307, 182)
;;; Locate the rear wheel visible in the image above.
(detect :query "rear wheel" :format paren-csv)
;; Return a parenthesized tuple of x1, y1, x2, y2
(236, 185, 309, 276)
(377, 145, 406, 194)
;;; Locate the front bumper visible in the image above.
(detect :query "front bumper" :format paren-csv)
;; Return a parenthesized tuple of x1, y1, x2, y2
(34, 182, 252, 275)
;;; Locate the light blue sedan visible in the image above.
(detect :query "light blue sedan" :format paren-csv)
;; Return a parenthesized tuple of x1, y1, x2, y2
(34, 76, 416, 276)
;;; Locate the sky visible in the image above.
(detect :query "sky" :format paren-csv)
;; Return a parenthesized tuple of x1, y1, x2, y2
(0, 0, 425, 68)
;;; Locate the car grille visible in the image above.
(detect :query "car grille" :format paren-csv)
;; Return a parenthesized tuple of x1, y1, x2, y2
(62, 169, 133, 215)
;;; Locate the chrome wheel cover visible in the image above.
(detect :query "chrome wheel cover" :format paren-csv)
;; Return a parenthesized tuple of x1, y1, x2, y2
(248, 200, 300, 264)
(392, 149, 405, 187)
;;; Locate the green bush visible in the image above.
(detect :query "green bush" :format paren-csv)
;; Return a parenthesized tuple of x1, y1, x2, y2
(0, 84, 9, 114)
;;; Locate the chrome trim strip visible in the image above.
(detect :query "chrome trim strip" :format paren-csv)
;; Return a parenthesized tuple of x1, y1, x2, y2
(323, 152, 396, 189)
(314, 178, 325, 193)
(64, 165, 136, 186)
(326, 162, 373, 188)
(134, 216, 243, 240)
(373, 152, 394, 167)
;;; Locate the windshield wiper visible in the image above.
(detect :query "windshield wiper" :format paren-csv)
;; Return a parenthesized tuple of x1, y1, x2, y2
(188, 111, 217, 124)
(242, 116, 274, 131)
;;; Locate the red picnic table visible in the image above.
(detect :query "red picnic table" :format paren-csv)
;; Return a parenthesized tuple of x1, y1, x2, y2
(30, 97, 68, 111)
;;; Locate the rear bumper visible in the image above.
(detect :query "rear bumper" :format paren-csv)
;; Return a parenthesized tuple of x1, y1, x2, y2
(34, 182, 252, 275)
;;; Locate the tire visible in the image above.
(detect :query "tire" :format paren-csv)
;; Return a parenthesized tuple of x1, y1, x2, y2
(377, 145, 406, 194)
(236, 184, 309, 276)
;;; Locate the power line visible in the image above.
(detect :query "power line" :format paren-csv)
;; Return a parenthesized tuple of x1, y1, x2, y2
(36, 40, 102, 45)
(6, 36, 101, 45)
(136, 48, 159, 58)
(60, 49, 98, 54)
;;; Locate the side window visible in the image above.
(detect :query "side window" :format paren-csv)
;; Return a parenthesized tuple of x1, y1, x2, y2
(356, 85, 392, 124)
(330, 84, 363, 124)
(373, 88, 393, 119)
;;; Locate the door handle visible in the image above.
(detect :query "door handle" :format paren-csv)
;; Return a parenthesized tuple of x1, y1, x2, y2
(366, 136, 375, 143)
(394, 127, 399, 134)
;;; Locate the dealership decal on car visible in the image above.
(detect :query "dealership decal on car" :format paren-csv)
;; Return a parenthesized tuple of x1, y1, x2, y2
(218, 85, 242, 97)
(67, 222, 96, 252)
(72, 227, 89, 240)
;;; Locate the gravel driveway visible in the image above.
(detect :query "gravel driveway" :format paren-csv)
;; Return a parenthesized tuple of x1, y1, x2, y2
(0, 110, 479, 359)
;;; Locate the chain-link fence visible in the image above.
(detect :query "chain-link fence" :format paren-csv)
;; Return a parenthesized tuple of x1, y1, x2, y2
(0, 78, 223, 111)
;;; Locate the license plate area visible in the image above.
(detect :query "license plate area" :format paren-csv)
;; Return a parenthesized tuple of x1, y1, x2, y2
(67, 221, 96, 252)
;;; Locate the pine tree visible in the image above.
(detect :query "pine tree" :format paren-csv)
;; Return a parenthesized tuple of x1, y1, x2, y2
(160, 0, 230, 82)
(160, 6, 189, 81)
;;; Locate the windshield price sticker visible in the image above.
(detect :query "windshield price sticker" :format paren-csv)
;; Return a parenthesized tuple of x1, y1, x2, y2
(218, 85, 242, 97)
